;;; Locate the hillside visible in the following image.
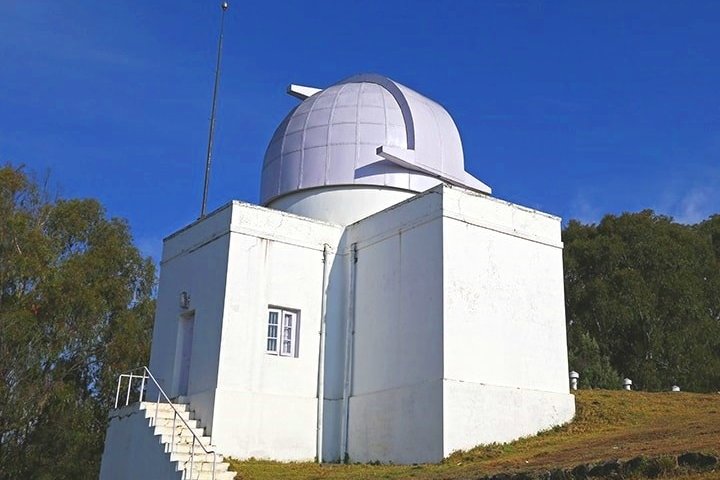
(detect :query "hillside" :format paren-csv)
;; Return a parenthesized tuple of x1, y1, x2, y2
(228, 390, 720, 479)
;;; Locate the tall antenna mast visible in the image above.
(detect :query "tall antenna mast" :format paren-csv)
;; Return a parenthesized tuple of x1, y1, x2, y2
(200, 1, 229, 218)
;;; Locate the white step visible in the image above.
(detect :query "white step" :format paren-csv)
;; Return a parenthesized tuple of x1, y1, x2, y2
(168, 442, 218, 454)
(170, 452, 224, 463)
(153, 416, 200, 429)
(138, 400, 234, 480)
(143, 405, 193, 421)
(154, 424, 206, 438)
(141, 401, 190, 413)
(158, 433, 213, 446)
(174, 460, 229, 473)
(147, 409, 195, 423)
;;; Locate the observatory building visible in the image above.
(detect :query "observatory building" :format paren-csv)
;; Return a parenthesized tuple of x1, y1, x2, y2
(100, 74, 575, 478)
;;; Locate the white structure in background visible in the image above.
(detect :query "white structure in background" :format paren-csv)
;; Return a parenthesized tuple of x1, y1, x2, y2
(100, 74, 575, 476)
(570, 371, 580, 391)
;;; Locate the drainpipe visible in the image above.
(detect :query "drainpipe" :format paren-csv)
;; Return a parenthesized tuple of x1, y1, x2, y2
(316, 244, 330, 463)
(340, 242, 358, 463)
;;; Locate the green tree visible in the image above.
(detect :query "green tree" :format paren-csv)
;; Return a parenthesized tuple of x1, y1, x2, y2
(567, 330, 620, 389)
(0, 165, 155, 479)
(563, 210, 720, 392)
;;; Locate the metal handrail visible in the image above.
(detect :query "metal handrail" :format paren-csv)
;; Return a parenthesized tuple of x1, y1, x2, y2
(114, 366, 216, 480)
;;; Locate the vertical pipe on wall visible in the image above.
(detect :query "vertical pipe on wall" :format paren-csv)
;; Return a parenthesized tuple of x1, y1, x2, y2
(316, 244, 330, 463)
(340, 242, 358, 463)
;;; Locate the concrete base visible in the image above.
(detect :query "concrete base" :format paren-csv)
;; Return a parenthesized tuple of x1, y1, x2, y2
(348, 379, 444, 464)
(443, 380, 576, 456)
(210, 390, 318, 461)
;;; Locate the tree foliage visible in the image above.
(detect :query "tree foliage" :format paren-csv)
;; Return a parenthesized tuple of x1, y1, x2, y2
(564, 210, 720, 392)
(0, 165, 155, 479)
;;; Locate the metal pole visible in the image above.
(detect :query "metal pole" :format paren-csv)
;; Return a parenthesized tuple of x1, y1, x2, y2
(139, 372, 146, 403)
(200, 2, 229, 218)
(115, 375, 123, 409)
(125, 374, 133, 406)
(190, 436, 195, 479)
(340, 243, 358, 462)
(155, 391, 160, 427)
(316, 245, 330, 462)
(172, 412, 177, 453)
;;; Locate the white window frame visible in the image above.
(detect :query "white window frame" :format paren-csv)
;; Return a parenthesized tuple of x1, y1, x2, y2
(266, 307, 299, 357)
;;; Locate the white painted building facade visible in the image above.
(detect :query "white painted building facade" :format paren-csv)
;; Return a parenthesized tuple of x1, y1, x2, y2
(100, 74, 574, 476)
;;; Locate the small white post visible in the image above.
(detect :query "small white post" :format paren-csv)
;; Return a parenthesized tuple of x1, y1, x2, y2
(139, 373, 146, 403)
(190, 436, 195, 480)
(125, 374, 133, 406)
(569, 371, 579, 391)
(672, 385, 680, 392)
(114, 375, 123, 409)
(154, 391, 160, 426)
(623, 378, 633, 391)
(171, 413, 177, 453)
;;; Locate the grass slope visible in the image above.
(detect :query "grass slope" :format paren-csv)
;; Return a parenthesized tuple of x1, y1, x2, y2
(229, 390, 720, 479)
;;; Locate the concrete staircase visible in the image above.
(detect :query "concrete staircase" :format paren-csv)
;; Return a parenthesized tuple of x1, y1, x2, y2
(141, 401, 235, 480)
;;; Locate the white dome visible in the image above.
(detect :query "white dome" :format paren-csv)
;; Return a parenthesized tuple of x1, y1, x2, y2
(260, 74, 491, 206)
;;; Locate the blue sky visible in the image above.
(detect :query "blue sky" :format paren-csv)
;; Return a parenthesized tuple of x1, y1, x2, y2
(2, 1, 719, 261)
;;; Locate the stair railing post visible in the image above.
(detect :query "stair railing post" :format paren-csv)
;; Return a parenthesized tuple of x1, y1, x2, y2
(139, 372, 146, 403)
(190, 436, 195, 480)
(154, 390, 160, 427)
(172, 411, 177, 453)
(126, 373, 135, 406)
(114, 375, 123, 409)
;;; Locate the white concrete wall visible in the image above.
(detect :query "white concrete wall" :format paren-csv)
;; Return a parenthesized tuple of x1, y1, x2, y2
(344, 189, 445, 463)
(210, 202, 344, 461)
(443, 381, 575, 454)
(99, 406, 181, 480)
(148, 204, 234, 432)
(142, 186, 575, 465)
(440, 186, 575, 455)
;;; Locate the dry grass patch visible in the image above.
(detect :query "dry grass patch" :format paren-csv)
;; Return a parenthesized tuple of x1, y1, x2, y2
(229, 390, 720, 479)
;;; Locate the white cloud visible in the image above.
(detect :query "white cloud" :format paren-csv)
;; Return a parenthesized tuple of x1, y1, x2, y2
(669, 185, 719, 224)
(567, 191, 604, 225)
(652, 162, 720, 224)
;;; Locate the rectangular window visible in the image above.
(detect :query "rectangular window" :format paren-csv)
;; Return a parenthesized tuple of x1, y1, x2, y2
(266, 307, 298, 357)
(267, 309, 279, 352)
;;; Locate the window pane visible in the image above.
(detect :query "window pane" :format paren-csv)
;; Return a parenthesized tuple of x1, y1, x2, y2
(267, 311, 279, 353)
(268, 308, 298, 356)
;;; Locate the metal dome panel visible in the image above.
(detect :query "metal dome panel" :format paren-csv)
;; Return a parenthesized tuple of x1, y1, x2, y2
(260, 74, 491, 205)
